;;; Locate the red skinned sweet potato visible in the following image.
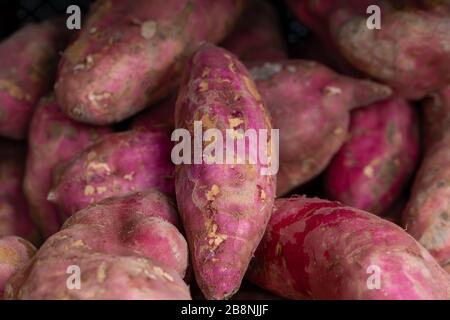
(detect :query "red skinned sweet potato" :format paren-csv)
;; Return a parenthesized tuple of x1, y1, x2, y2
(24, 95, 111, 238)
(403, 86, 450, 271)
(0, 20, 67, 139)
(250, 61, 392, 196)
(288, 0, 450, 99)
(175, 44, 276, 299)
(0, 140, 37, 242)
(55, 0, 247, 125)
(324, 98, 420, 214)
(248, 197, 450, 299)
(5, 190, 190, 300)
(222, 0, 287, 61)
(0, 236, 36, 299)
(48, 129, 174, 219)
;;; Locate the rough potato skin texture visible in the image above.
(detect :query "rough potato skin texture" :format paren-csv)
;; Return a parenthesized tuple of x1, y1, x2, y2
(55, 0, 247, 125)
(325, 99, 420, 215)
(250, 61, 392, 196)
(403, 86, 450, 271)
(24, 95, 111, 238)
(5, 190, 190, 300)
(0, 236, 36, 299)
(175, 44, 276, 300)
(0, 20, 67, 139)
(331, 2, 450, 100)
(248, 197, 450, 300)
(49, 130, 175, 219)
(222, 0, 287, 61)
(0, 140, 37, 242)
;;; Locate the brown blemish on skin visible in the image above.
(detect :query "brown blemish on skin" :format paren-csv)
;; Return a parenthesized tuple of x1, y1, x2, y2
(0, 79, 29, 101)
(206, 221, 228, 250)
(206, 185, 220, 201)
(141, 20, 157, 39)
(84, 185, 95, 196)
(243, 76, 261, 101)
(0, 245, 19, 265)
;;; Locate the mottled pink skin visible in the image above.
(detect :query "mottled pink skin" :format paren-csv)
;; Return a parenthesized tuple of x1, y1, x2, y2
(0, 140, 38, 242)
(55, 0, 247, 125)
(250, 61, 392, 196)
(222, 0, 287, 61)
(325, 99, 420, 215)
(175, 44, 276, 300)
(49, 130, 175, 219)
(0, 20, 67, 139)
(330, 3, 450, 100)
(248, 197, 450, 300)
(24, 95, 111, 238)
(0, 236, 36, 299)
(131, 94, 176, 133)
(403, 86, 450, 271)
(5, 190, 190, 300)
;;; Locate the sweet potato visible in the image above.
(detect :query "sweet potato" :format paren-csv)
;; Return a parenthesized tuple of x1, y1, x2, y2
(24, 95, 111, 238)
(324, 98, 420, 214)
(247, 197, 450, 299)
(403, 86, 450, 271)
(250, 61, 392, 196)
(175, 44, 276, 299)
(288, 0, 450, 100)
(0, 236, 36, 299)
(5, 190, 190, 300)
(222, 0, 287, 61)
(0, 140, 37, 242)
(0, 19, 67, 139)
(48, 129, 174, 219)
(55, 0, 247, 125)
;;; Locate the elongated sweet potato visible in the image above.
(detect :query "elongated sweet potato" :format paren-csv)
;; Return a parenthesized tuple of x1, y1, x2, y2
(403, 86, 450, 271)
(325, 99, 420, 214)
(250, 61, 392, 196)
(287, 0, 450, 99)
(5, 190, 190, 300)
(49, 129, 174, 219)
(175, 44, 276, 299)
(0, 19, 67, 139)
(24, 95, 111, 238)
(55, 0, 247, 125)
(248, 197, 450, 299)
(0, 140, 37, 242)
(0, 236, 36, 299)
(222, 0, 287, 61)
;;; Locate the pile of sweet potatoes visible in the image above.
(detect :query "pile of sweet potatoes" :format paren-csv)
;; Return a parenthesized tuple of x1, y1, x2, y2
(0, 0, 449, 300)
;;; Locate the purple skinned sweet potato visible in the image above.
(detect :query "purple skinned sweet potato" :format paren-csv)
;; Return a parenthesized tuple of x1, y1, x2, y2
(222, 0, 287, 61)
(331, 1, 450, 100)
(247, 197, 450, 299)
(324, 98, 420, 215)
(0, 236, 36, 299)
(24, 95, 111, 238)
(0, 19, 68, 139)
(55, 0, 247, 125)
(403, 85, 450, 271)
(48, 129, 175, 219)
(287, 1, 450, 99)
(5, 190, 190, 300)
(249, 61, 392, 196)
(0, 140, 38, 242)
(175, 44, 276, 300)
